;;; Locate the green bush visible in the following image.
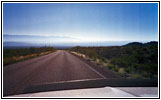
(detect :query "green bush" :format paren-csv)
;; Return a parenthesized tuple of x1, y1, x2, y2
(70, 42, 158, 78)
(107, 64, 115, 69)
(125, 65, 135, 74)
(132, 74, 143, 79)
(113, 65, 119, 72)
(3, 46, 55, 66)
(3, 46, 55, 59)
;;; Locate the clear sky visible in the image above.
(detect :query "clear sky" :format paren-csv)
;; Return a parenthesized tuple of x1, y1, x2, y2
(3, 3, 158, 43)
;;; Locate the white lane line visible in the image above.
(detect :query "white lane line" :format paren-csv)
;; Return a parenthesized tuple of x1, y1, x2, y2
(31, 78, 104, 86)
(68, 52, 106, 79)
(80, 61, 107, 79)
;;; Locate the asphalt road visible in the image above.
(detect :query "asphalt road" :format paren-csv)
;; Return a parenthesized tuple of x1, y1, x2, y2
(3, 50, 105, 96)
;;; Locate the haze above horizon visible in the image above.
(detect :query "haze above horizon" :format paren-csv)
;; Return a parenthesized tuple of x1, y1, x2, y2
(3, 3, 158, 44)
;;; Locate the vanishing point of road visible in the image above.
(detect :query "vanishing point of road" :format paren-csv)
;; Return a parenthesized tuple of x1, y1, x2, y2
(3, 50, 107, 96)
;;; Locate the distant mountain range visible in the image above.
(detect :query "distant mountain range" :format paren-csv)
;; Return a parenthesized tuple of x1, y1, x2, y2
(3, 42, 42, 47)
(3, 34, 80, 44)
(3, 41, 158, 49)
(3, 41, 133, 48)
(3, 34, 76, 39)
(124, 41, 158, 46)
(3, 34, 158, 48)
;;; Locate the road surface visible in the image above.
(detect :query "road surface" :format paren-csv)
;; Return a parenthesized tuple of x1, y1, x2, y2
(3, 50, 106, 96)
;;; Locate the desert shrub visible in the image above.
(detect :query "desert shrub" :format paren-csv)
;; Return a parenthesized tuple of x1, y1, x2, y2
(132, 74, 143, 79)
(107, 64, 115, 69)
(3, 46, 55, 58)
(125, 65, 136, 74)
(3, 46, 55, 65)
(118, 68, 125, 75)
(70, 42, 158, 78)
(113, 65, 119, 72)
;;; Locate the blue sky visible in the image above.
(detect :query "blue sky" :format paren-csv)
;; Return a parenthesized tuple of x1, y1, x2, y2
(3, 3, 158, 43)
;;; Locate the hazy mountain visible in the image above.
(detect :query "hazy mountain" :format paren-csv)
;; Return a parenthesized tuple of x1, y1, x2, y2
(3, 34, 133, 47)
(3, 42, 44, 48)
(3, 34, 155, 48)
(3, 34, 80, 44)
(145, 41, 158, 46)
(124, 41, 158, 47)
(3, 41, 132, 48)
(124, 42, 144, 46)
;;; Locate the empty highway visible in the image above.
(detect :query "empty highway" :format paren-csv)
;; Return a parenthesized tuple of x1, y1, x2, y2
(3, 50, 106, 96)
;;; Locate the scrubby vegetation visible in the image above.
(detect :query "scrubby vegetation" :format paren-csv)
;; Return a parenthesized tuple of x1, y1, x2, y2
(3, 46, 55, 66)
(70, 41, 158, 79)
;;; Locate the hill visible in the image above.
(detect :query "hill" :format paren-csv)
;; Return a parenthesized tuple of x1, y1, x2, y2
(70, 41, 158, 79)
(123, 42, 144, 46)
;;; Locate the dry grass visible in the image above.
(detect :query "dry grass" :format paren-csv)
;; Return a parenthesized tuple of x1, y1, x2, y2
(39, 51, 51, 56)
(118, 68, 125, 75)
(71, 51, 86, 58)
(4, 51, 52, 66)
(71, 51, 109, 68)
